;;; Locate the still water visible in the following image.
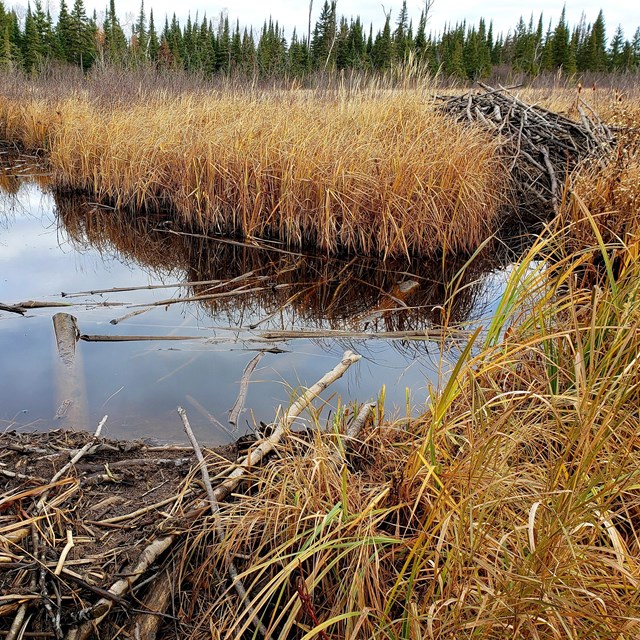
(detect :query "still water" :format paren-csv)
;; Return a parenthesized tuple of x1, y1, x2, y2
(0, 155, 508, 443)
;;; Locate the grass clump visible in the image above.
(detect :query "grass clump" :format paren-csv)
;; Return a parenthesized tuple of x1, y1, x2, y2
(176, 218, 640, 638)
(0, 72, 507, 258)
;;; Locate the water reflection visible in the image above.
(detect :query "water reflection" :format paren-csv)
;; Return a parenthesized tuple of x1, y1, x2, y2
(1, 151, 513, 443)
(57, 192, 492, 337)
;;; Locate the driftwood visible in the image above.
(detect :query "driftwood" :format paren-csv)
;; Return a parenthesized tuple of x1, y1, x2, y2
(437, 83, 615, 217)
(0, 302, 26, 316)
(52, 314, 79, 368)
(228, 352, 265, 428)
(61, 270, 257, 298)
(259, 328, 457, 341)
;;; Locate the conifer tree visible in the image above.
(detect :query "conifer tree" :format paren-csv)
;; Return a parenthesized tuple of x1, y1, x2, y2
(217, 13, 230, 71)
(288, 28, 310, 75)
(104, 0, 127, 63)
(68, 0, 96, 69)
(147, 9, 158, 61)
(414, 10, 427, 62)
(632, 27, 640, 68)
(347, 17, 366, 68)
(133, 0, 147, 60)
(588, 10, 607, 71)
(371, 14, 392, 70)
(240, 27, 256, 74)
(230, 20, 242, 68)
(311, 1, 336, 69)
(394, 0, 409, 63)
(552, 7, 574, 72)
(609, 25, 624, 70)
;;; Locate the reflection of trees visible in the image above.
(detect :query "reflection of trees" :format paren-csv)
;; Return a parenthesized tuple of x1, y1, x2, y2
(1, 150, 52, 226)
(55, 189, 509, 336)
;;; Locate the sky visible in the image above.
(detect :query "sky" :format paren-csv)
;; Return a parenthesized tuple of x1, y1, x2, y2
(11, 1, 640, 41)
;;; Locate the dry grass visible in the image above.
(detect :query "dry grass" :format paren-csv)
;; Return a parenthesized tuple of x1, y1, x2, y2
(175, 216, 640, 639)
(0, 73, 507, 258)
(169, 88, 640, 637)
(561, 101, 640, 259)
(4, 73, 640, 638)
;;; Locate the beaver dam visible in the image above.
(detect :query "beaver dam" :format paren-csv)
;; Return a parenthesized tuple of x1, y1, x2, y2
(3, 78, 640, 639)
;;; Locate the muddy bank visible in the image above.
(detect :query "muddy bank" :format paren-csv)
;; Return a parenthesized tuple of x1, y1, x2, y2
(0, 426, 260, 639)
(0, 351, 363, 639)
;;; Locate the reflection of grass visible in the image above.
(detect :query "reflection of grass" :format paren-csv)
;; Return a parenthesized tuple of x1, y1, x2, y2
(178, 189, 640, 637)
(55, 192, 499, 335)
(0, 71, 506, 258)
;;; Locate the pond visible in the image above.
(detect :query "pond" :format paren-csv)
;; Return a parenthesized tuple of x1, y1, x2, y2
(0, 153, 511, 444)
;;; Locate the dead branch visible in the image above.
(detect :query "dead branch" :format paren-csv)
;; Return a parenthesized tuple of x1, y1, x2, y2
(228, 352, 265, 428)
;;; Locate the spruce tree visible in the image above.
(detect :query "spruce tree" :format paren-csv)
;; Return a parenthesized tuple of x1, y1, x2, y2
(371, 14, 392, 70)
(104, 0, 127, 63)
(310, 1, 336, 69)
(23, 4, 42, 72)
(609, 25, 624, 70)
(552, 7, 574, 72)
(68, 0, 96, 70)
(393, 0, 409, 63)
(148, 9, 159, 61)
(589, 10, 607, 71)
(134, 0, 147, 61)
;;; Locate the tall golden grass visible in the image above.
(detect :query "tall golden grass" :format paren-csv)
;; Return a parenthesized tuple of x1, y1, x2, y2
(174, 215, 640, 639)
(0, 74, 507, 258)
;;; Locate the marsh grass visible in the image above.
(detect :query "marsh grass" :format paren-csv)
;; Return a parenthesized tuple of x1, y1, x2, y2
(0, 71, 507, 258)
(4, 70, 640, 638)
(170, 213, 640, 638)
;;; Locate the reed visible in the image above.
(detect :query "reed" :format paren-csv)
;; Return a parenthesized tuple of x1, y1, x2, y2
(177, 188, 640, 638)
(0, 72, 507, 258)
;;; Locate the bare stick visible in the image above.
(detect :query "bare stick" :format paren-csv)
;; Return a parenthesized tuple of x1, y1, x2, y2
(53, 530, 74, 576)
(213, 350, 362, 502)
(109, 307, 153, 325)
(178, 408, 268, 637)
(540, 146, 559, 214)
(5, 602, 28, 640)
(80, 334, 204, 342)
(346, 402, 376, 441)
(72, 535, 176, 640)
(229, 352, 265, 428)
(0, 302, 26, 316)
(48, 417, 107, 486)
(259, 328, 455, 341)
(131, 569, 174, 640)
(61, 276, 245, 298)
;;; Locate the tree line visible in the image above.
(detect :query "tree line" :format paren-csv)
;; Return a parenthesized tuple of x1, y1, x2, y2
(1, 0, 639, 78)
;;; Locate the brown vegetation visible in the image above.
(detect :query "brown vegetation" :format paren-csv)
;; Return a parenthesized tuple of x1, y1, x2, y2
(0, 72, 508, 258)
(3, 75, 640, 639)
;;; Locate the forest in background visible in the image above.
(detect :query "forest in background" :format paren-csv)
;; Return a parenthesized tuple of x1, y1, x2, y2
(0, 0, 639, 79)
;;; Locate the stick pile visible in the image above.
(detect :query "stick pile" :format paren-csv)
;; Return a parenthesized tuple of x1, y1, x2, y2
(437, 83, 615, 217)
